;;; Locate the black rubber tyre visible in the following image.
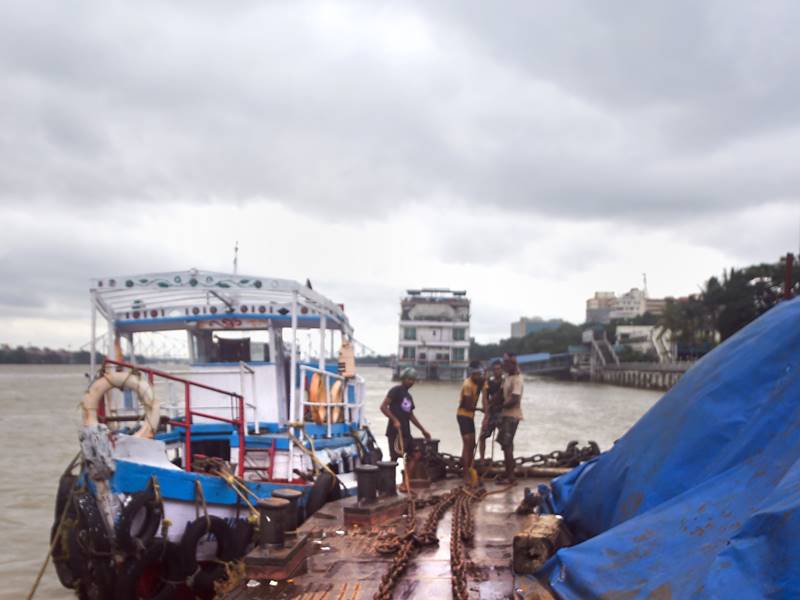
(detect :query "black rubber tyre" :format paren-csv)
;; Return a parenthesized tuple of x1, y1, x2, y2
(51, 474, 83, 589)
(116, 486, 164, 555)
(177, 516, 234, 598)
(227, 518, 255, 558)
(306, 469, 343, 517)
(114, 539, 180, 600)
(73, 492, 115, 600)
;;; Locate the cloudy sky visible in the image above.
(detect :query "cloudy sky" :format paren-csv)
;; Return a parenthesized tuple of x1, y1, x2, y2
(1, 1, 799, 354)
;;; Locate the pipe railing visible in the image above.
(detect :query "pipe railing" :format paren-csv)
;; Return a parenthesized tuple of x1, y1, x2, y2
(166, 363, 259, 433)
(102, 358, 246, 477)
(298, 365, 364, 438)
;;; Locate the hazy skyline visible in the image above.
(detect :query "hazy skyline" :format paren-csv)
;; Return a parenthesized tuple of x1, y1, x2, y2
(1, 1, 799, 353)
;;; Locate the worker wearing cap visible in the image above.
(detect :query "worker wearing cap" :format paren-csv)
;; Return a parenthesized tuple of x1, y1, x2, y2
(381, 368, 431, 491)
(457, 361, 485, 484)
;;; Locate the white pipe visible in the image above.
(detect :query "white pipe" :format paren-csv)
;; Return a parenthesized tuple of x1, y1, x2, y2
(90, 294, 97, 375)
(288, 291, 298, 479)
(319, 315, 328, 436)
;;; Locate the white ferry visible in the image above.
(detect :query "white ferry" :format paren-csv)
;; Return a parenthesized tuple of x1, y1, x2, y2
(51, 269, 379, 599)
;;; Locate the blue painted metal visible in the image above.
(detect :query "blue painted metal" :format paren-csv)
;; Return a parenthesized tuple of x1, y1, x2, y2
(116, 313, 324, 328)
(537, 297, 800, 599)
(157, 421, 361, 451)
(111, 459, 310, 506)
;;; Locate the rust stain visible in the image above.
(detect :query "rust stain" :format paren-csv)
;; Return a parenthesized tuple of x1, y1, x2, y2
(633, 529, 656, 543)
(599, 589, 641, 600)
(350, 582, 361, 600)
(646, 583, 672, 600)
(619, 492, 644, 520)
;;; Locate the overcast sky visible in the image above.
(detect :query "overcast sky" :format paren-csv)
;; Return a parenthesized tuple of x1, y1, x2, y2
(1, 1, 799, 354)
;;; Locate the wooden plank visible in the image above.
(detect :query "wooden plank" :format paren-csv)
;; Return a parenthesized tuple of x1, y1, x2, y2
(513, 515, 572, 574)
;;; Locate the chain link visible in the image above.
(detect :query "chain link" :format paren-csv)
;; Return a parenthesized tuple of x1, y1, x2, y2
(435, 440, 600, 477)
(373, 486, 487, 600)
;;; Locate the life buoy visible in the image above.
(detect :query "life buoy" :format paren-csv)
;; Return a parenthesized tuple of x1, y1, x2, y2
(177, 516, 235, 597)
(308, 372, 326, 424)
(114, 539, 180, 600)
(82, 369, 160, 438)
(330, 379, 344, 423)
(116, 485, 164, 555)
(73, 492, 116, 600)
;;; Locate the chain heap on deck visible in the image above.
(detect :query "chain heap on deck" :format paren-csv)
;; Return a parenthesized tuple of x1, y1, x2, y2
(373, 486, 486, 600)
(371, 442, 601, 599)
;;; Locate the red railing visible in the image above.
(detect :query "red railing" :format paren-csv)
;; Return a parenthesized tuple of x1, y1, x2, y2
(102, 358, 247, 477)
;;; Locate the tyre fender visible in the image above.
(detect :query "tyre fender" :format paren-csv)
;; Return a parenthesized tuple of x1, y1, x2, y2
(114, 539, 181, 600)
(116, 486, 164, 555)
(51, 474, 82, 589)
(74, 492, 115, 600)
(177, 516, 234, 595)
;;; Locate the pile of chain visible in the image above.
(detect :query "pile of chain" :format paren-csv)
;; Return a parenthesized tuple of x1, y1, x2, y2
(449, 487, 486, 600)
(373, 487, 487, 600)
(373, 488, 464, 600)
(435, 440, 601, 477)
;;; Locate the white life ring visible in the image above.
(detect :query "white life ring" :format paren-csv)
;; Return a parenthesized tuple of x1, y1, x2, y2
(82, 369, 160, 438)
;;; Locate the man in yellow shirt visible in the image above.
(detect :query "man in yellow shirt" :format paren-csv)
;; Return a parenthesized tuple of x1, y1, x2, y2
(457, 361, 485, 484)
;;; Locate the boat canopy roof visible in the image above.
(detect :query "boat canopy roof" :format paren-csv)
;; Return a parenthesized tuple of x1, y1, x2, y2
(91, 269, 352, 335)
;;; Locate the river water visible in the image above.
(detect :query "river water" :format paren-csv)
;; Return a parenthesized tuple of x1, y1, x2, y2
(0, 364, 661, 600)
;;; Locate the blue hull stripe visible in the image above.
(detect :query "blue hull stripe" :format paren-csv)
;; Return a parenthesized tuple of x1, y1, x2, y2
(111, 460, 310, 506)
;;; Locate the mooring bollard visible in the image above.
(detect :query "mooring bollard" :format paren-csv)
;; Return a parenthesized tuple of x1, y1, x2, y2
(272, 488, 303, 534)
(354, 464, 379, 504)
(257, 497, 290, 548)
(377, 460, 398, 496)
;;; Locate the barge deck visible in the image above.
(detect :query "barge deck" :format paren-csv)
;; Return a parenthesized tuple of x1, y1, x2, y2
(226, 475, 561, 600)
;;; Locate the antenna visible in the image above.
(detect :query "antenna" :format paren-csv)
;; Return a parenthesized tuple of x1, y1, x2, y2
(233, 241, 239, 275)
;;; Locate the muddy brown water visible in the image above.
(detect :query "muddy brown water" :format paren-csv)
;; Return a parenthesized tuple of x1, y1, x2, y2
(0, 364, 660, 599)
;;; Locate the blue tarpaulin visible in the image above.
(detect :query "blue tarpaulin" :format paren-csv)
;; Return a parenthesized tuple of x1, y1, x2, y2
(539, 297, 800, 599)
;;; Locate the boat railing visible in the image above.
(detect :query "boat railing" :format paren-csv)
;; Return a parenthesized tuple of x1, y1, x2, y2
(101, 358, 246, 477)
(298, 365, 364, 439)
(165, 361, 260, 434)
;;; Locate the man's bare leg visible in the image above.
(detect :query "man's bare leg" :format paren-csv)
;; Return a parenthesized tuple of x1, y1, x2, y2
(503, 444, 515, 482)
(461, 433, 476, 482)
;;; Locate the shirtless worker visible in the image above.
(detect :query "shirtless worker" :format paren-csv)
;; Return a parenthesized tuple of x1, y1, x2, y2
(381, 368, 431, 491)
(457, 361, 485, 484)
(478, 359, 504, 462)
(497, 353, 524, 484)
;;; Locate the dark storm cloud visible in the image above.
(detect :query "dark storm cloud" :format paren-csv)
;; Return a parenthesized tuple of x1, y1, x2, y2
(2, 1, 800, 225)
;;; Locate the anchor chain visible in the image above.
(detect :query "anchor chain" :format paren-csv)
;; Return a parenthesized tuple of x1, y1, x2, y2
(373, 487, 485, 600)
(434, 440, 600, 476)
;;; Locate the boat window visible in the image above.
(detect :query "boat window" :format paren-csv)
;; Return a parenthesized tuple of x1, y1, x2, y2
(191, 330, 270, 363)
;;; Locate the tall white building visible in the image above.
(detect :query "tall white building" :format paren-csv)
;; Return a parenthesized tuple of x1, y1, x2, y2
(609, 288, 648, 320)
(396, 288, 470, 381)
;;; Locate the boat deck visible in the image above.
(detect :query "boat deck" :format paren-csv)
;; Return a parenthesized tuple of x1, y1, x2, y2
(226, 476, 558, 599)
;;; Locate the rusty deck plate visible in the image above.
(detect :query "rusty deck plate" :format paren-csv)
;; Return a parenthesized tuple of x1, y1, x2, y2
(226, 476, 555, 600)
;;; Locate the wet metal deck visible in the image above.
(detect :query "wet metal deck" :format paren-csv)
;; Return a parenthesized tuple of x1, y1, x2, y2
(227, 476, 556, 600)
